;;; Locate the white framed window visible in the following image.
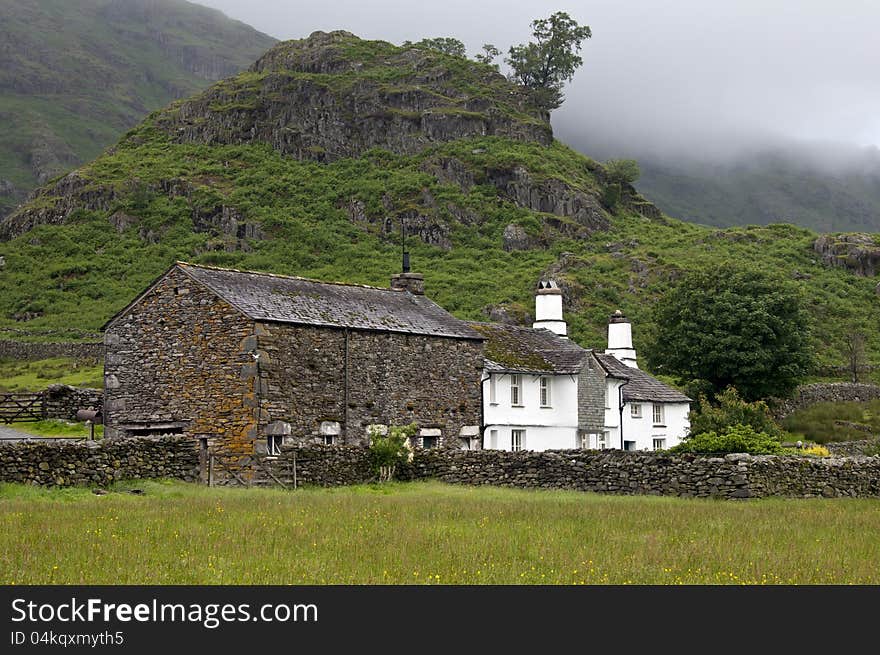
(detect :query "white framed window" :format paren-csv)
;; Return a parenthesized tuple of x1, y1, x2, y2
(653, 438, 666, 451)
(510, 374, 522, 406)
(599, 432, 608, 450)
(267, 435, 282, 456)
(539, 377, 552, 407)
(653, 403, 664, 425)
(511, 429, 525, 451)
(489, 429, 498, 449)
(422, 436, 438, 449)
(489, 375, 497, 404)
(631, 403, 642, 418)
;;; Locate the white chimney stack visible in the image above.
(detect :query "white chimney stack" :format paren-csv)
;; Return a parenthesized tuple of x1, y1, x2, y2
(606, 309, 638, 368)
(533, 280, 567, 337)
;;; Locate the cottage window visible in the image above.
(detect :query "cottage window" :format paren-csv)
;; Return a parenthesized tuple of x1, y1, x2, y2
(539, 377, 551, 407)
(489, 429, 499, 449)
(510, 375, 522, 406)
(599, 432, 609, 450)
(489, 375, 497, 404)
(422, 436, 438, 449)
(631, 404, 642, 418)
(653, 438, 666, 451)
(511, 429, 525, 451)
(323, 435, 336, 446)
(624, 440, 637, 451)
(267, 435, 282, 456)
(653, 403, 664, 426)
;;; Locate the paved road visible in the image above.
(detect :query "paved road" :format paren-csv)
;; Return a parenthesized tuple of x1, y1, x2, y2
(0, 424, 85, 441)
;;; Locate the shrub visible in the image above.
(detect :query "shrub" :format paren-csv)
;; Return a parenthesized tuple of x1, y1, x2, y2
(368, 423, 416, 481)
(672, 424, 784, 455)
(688, 386, 784, 439)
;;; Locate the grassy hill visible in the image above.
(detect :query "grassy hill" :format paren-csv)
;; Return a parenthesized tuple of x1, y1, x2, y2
(0, 0, 276, 217)
(634, 148, 880, 233)
(1, 31, 878, 379)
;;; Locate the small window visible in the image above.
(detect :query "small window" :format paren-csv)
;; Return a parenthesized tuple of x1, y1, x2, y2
(422, 436, 438, 449)
(653, 438, 666, 451)
(267, 435, 282, 456)
(631, 404, 642, 418)
(510, 374, 522, 406)
(599, 432, 608, 450)
(489, 375, 497, 404)
(540, 377, 552, 407)
(624, 440, 637, 451)
(323, 435, 336, 446)
(653, 403, 664, 425)
(511, 429, 525, 451)
(489, 429, 498, 449)
(578, 433, 592, 450)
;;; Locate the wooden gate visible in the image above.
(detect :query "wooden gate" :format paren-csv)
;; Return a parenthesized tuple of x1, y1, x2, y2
(0, 393, 44, 423)
(205, 452, 296, 490)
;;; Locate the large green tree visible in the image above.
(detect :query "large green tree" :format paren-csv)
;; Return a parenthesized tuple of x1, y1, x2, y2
(505, 11, 592, 110)
(646, 264, 814, 400)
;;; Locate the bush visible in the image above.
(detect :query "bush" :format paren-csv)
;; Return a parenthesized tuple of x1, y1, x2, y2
(672, 424, 784, 455)
(368, 423, 416, 481)
(689, 386, 784, 439)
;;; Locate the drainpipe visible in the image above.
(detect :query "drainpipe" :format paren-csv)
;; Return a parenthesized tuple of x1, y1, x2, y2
(618, 378, 631, 450)
(479, 373, 490, 449)
(343, 328, 350, 443)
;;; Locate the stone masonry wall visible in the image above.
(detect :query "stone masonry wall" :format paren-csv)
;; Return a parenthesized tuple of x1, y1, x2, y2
(43, 384, 103, 421)
(771, 383, 880, 419)
(826, 438, 880, 457)
(401, 448, 880, 499)
(577, 354, 606, 436)
(103, 267, 257, 458)
(249, 444, 373, 487)
(0, 436, 199, 486)
(256, 323, 484, 447)
(0, 340, 103, 362)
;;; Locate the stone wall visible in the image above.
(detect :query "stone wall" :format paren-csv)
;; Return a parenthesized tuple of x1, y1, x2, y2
(248, 444, 373, 487)
(0, 436, 199, 487)
(43, 384, 103, 421)
(0, 340, 103, 362)
(770, 383, 880, 418)
(826, 438, 880, 457)
(400, 448, 880, 499)
(103, 267, 257, 459)
(256, 323, 483, 448)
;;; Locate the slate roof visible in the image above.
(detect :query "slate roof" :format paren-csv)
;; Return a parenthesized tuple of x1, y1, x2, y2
(108, 262, 483, 340)
(468, 322, 589, 374)
(594, 353, 691, 403)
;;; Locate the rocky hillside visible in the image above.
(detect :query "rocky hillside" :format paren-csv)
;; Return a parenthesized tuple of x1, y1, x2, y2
(0, 0, 276, 218)
(1, 31, 878, 375)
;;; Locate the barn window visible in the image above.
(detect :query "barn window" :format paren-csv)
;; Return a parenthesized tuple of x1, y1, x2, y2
(267, 435, 282, 456)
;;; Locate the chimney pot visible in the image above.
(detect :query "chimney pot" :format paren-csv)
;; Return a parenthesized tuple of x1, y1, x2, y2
(391, 272, 425, 295)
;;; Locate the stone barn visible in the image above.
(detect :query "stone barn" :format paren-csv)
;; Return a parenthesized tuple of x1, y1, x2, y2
(102, 262, 485, 459)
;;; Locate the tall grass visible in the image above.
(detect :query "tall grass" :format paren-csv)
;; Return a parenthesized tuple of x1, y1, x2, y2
(1, 480, 878, 585)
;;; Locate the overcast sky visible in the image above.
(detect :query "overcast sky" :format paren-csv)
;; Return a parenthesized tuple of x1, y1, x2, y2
(197, 0, 880, 162)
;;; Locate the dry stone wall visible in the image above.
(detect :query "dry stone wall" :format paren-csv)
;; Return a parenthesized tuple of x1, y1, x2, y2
(771, 383, 880, 418)
(0, 436, 199, 487)
(43, 384, 103, 421)
(0, 340, 103, 362)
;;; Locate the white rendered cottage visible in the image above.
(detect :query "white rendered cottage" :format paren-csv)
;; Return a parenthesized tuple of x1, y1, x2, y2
(475, 282, 690, 452)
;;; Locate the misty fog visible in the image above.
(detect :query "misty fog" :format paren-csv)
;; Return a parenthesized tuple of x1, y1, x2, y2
(197, 0, 880, 169)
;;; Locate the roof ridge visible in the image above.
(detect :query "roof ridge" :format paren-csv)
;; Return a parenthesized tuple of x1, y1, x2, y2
(176, 261, 394, 292)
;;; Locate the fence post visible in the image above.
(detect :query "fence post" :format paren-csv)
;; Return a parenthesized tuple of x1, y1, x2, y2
(208, 454, 214, 487)
(293, 451, 297, 490)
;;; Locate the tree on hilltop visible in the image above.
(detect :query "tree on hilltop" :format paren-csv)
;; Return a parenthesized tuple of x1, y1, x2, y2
(505, 11, 592, 110)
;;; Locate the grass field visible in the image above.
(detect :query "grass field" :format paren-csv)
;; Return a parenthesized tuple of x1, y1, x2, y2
(1, 480, 878, 585)
(0, 358, 103, 392)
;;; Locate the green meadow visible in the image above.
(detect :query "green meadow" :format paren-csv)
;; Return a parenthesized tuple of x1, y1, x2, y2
(1, 480, 877, 585)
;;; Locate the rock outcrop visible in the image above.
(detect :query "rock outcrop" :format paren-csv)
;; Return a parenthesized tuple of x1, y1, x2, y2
(814, 233, 880, 276)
